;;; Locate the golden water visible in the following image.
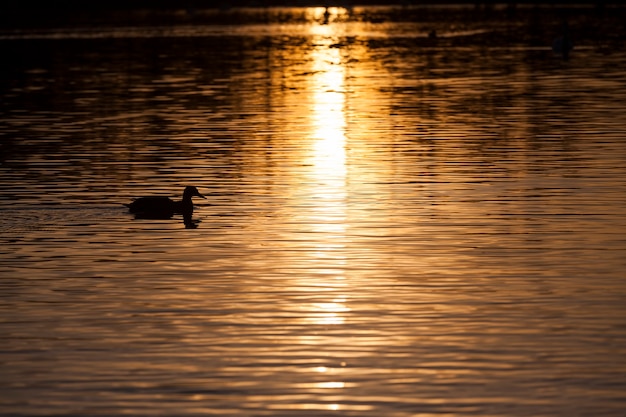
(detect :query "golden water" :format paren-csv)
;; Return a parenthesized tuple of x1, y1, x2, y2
(1, 6, 626, 416)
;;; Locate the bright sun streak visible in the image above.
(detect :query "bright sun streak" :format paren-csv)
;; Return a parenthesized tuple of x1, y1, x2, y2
(298, 22, 350, 324)
(309, 40, 347, 223)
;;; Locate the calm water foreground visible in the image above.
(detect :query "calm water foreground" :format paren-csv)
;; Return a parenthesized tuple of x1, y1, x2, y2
(1, 6, 626, 416)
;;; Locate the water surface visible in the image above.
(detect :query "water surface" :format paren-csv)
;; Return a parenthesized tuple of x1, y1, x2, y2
(1, 6, 626, 416)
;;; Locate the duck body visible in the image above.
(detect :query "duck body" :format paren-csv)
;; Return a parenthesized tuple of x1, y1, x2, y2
(125, 196, 178, 218)
(125, 186, 205, 219)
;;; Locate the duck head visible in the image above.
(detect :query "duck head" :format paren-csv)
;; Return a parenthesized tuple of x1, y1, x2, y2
(183, 186, 206, 200)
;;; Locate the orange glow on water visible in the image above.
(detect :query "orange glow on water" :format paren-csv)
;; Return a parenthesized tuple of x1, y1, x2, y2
(306, 34, 348, 237)
(4, 5, 626, 416)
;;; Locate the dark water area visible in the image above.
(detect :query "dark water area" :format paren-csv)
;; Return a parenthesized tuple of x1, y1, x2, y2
(1, 5, 626, 416)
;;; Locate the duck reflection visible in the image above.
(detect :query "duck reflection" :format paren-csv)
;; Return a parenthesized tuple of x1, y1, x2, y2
(124, 185, 205, 228)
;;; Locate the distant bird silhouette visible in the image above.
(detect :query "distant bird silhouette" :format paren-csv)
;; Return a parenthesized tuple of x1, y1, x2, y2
(125, 186, 205, 219)
(552, 19, 573, 60)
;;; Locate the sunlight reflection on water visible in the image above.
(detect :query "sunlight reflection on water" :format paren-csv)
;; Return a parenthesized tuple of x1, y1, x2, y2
(1, 5, 626, 417)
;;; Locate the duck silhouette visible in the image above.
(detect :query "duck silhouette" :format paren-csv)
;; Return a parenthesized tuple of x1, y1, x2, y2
(125, 186, 206, 220)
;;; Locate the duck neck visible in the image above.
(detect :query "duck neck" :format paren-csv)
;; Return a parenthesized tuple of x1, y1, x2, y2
(179, 192, 194, 213)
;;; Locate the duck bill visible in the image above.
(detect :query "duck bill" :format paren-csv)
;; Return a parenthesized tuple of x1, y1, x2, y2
(197, 193, 206, 199)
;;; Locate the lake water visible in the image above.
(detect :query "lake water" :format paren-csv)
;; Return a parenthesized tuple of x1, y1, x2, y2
(1, 5, 626, 416)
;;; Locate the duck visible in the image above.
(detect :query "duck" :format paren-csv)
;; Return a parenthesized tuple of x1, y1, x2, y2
(125, 186, 206, 219)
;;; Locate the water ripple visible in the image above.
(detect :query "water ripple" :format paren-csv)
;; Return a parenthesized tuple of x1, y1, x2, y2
(2, 7, 626, 416)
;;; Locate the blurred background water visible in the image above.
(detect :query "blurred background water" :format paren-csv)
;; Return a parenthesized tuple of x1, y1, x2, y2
(1, 5, 626, 416)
